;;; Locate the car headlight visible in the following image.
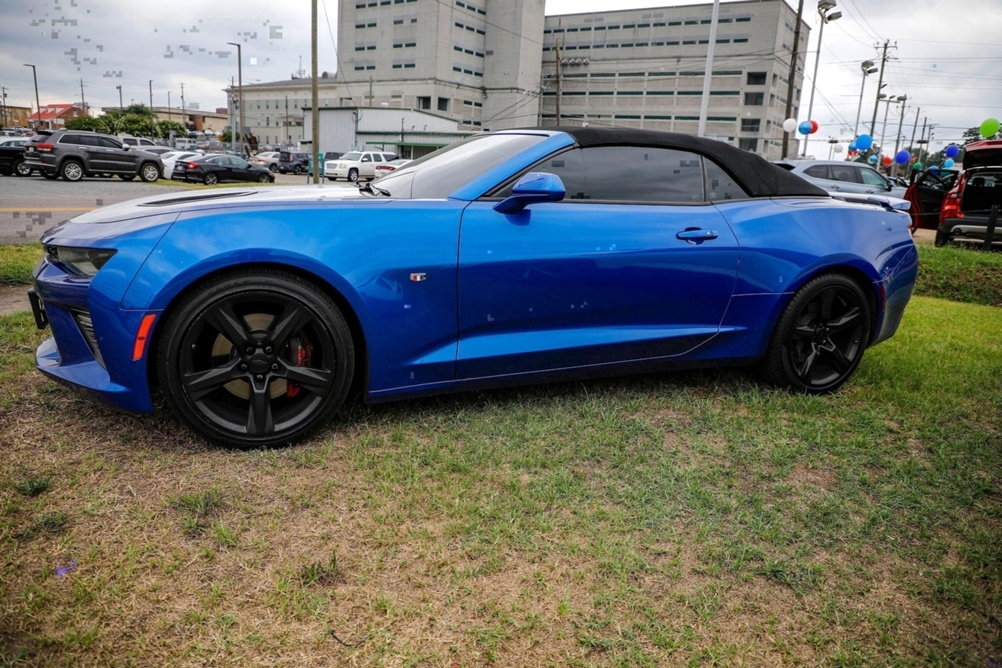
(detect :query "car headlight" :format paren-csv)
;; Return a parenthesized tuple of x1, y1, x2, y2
(45, 245, 117, 278)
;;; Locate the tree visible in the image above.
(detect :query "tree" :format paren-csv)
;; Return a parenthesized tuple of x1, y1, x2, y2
(64, 116, 106, 132)
(156, 120, 186, 139)
(962, 126, 1001, 145)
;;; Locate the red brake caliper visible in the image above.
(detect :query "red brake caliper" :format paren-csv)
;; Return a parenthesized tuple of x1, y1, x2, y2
(286, 336, 313, 397)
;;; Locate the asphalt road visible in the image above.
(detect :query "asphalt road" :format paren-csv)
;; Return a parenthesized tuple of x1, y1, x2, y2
(0, 172, 351, 245)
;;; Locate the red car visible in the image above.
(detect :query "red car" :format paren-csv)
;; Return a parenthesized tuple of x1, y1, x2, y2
(905, 140, 1002, 245)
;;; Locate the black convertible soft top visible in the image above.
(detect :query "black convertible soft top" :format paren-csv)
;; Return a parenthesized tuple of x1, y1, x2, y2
(550, 126, 828, 199)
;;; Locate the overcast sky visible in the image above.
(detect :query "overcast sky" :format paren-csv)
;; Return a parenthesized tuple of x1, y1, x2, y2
(1, 0, 998, 149)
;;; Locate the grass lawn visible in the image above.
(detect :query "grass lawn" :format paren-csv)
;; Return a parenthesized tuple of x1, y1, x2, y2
(0, 243, 1000, 666)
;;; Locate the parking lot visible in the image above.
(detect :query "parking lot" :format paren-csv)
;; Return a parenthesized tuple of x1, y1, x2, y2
(0, 172, 357, 245)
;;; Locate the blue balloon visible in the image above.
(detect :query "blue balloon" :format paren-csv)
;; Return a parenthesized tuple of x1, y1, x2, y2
(848, 141, 858, 152)
(929, 165, 940, 173)
(943, 158, 955, 169)
(895, 150, 911, 165)
(856, 134, 873, 151)
(944, 144, 960, 159)
(868, 154, 878, 164)
(798, 121, 812, 135)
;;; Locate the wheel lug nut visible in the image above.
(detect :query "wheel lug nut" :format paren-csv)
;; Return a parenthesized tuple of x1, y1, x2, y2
(240, 364, 248, 371)
(265, 346, 273, 354)
(256, 374, 263, 380)
(271, 363, 279, 371)
(245, 346, 254, 354)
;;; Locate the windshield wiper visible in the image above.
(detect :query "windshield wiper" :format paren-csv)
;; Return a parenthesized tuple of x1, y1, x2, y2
(356, 181, 391, 197)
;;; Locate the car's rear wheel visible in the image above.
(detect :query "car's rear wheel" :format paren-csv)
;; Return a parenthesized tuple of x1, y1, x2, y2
(60, 160, 84, 182)
(157, 270, 355, 449)
(269, 163, 278, 171)
(14, 159, 31, 177)
(347, 168, 358, 183)
(760, 274, 870, 394)
(203, 173, 219, 185)
(140, 162, 160, 182)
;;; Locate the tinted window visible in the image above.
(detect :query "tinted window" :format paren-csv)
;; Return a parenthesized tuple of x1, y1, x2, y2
(232, 157, 249, 168)
(830, 165, 860, 183)
(803, 165, 830, 179)
(60, 134, 87, 145)
(859, 167, 888, 188)
(705, 160, 750, 200)
(96, 136, 121, 149)
(494, 146, 707, 203)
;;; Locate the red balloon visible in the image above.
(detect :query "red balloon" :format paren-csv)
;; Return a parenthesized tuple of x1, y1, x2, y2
(809, 120, 819, 134)
(881, 156, 892, 166)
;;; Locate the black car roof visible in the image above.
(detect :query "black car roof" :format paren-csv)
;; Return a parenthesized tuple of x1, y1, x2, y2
(553, 126, 828, 198)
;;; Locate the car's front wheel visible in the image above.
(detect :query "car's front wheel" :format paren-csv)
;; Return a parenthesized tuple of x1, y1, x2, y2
(347, 168, 358, 183)
(760, 273, 870, 394)
(156, 270, 355, 448)
(140, 163, 160, 182)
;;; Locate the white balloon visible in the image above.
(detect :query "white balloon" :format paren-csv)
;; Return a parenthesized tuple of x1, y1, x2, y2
(782, 118, 798, 133)
(833, 143, 844, 153)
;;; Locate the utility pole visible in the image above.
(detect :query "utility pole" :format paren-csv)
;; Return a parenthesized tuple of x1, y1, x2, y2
(116, 85, 123, 114)
(285, 95, 289, 147)
(868, 40, 892, 136)
(180, 83, 186, 136)
(697, 0, 722, 138)
(555, 38, 562, 125)
(2, 86, 9, 127)
(149, 80, 155, 139)
(311, 0, 320, 184)
(79, 79, 86, 116)
(781, 0, 805, 159)
(908, 106, 920, 167)
(892, 97, 907, 176)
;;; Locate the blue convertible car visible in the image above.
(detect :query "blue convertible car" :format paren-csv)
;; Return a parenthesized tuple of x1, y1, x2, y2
(29, 128, 918, 448)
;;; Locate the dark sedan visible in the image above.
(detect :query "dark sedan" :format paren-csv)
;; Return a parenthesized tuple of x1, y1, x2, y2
(0, 139, 32, 176)
(172, 153, 274, 185)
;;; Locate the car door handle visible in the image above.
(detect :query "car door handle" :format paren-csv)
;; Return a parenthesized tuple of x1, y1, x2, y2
(676, 228, 719, 242)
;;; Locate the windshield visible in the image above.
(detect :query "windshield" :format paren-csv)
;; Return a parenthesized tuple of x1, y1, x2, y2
(341, 152, 362, 161)
(369, 133, 550, 199)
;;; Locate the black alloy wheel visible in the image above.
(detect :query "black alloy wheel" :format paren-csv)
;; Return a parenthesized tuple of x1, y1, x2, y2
(157, 270, 355, 448)
(203, 172, 219, 185)
(761, 274, 870, 394)
(257, 173, 270, 183)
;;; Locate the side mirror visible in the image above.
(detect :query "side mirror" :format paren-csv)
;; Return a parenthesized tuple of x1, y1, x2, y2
(493, 172, 566, 214)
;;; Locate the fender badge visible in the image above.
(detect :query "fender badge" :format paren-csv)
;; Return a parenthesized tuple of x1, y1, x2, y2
(410, 272, 427, 282)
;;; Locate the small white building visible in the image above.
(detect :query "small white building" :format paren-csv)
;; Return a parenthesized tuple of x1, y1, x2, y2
(303, 106, 472, 159)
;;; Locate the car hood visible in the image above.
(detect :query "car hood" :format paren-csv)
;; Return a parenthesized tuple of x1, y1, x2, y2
(67, 186, 371, 224)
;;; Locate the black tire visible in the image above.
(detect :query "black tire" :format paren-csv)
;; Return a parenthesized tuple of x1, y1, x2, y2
(60, 160, 84, 182)
(934, 228, 948, 247)
(269, 163, 278, 172)
(139, 162, 160, 182)
(41, 170, 59, 180)
(347, 168, 358, 183)
(203, 172, 219, 186)
(120, 174, 135, 181)
(156, 269, 355, 448)
(760, 274, 870, 394)
(257, 173, 271, 183)
(294, 166, 304, 175)
(14, 159, 32, 177)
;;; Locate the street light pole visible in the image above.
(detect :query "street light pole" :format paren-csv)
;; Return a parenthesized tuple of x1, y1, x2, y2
(853, 60, 878, 139)
(227, 42, 244, 156)
(803, 0, 841, 156)
(149, 80, 155, 140)
(23, 64, 41, 130)
(116, 85, 123, 115)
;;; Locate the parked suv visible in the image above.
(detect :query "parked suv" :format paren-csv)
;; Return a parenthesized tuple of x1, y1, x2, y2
(775, 159, 907, 198)
(276, 151, 310, 174)
(905, 140, 1002, 244)
(24, 130, 162, 182)
(118, 135, 158, 148)
(324, 150, 397, 182)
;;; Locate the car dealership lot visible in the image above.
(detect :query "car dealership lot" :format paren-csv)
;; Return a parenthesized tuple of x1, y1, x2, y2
(0, 173, 354, 245)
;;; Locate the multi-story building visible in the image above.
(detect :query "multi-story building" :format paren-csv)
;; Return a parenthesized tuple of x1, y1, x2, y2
(225, 0, 808, 158)
(224, 76, 340, 149)
(540, 0, 807, 159)
(336, 0, 545, 131)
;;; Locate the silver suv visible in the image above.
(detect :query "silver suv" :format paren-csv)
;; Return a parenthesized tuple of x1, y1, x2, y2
(23, 129, 162, 182)
(775, 159, 907, 198)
